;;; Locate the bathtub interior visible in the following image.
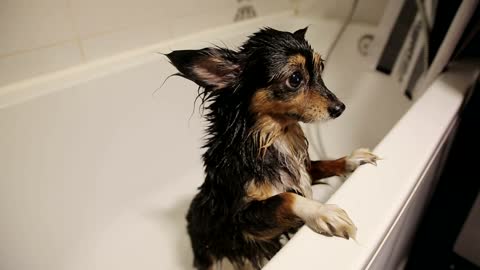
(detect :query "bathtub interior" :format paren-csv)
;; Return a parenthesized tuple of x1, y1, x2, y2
(0, 15, 413, 270)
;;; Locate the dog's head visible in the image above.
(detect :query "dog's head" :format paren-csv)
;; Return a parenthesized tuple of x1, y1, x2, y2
(166, 27, 345, 124)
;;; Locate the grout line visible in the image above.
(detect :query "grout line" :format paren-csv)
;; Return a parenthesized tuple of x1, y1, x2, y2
(77, 40, 87, 62)
(0, 18, 132, 60)
(0, 26, 129, 59)
(0, 39, 77, 59)
(0, 26, 137, 61)
(65, 0, 86, 62)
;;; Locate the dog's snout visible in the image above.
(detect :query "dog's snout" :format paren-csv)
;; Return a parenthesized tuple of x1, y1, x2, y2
(328, 102, 345, 118)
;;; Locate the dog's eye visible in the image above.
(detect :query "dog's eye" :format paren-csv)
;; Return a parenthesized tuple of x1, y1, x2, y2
(287, 72, 303, 89)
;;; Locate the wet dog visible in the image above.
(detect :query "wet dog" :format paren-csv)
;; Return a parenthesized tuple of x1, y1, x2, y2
(167, 27, 378, 270)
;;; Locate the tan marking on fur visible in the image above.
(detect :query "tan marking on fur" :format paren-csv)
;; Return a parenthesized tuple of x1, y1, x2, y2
(246, 114, 282, 154)
(247, 117, 313, 196)
(246, 181, 276, 201)
(276, 193, 303, 228)
(247, 112, 310, 158)
(274, 126, 312, 198)
(243, 193, 302, 242)
(279, 54, 309, 82)
(313, 53, 325, 73)
(250, 89, 320, 196)
(251, 88, 330, 125)
(250, 88, 312, 156)
(288, 54, 306, 67)
(245, 192, 357, 242)
(280, 123, 308, 159)
(274, 124, 309, 166)
(245, 122, 313, 197)
(309, 158, 347, 180)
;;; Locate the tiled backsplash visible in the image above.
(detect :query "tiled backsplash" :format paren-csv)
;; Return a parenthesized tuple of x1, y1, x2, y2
(0, 0, 386, 88)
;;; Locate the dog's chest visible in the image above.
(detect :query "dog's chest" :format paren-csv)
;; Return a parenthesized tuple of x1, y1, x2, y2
(274, 136, 313, 199)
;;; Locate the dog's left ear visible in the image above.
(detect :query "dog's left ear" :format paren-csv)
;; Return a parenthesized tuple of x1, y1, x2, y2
(293, 27, 308, 39)
(166, 48, 240, 90)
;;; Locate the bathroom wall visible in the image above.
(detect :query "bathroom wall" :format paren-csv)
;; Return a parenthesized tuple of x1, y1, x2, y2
(0, 0, 387, 88)
(298, 0, 388, 25)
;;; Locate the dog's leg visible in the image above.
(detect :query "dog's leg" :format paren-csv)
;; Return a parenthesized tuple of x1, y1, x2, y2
(241, 192, 356, 240)
(309, 148, 378, 181)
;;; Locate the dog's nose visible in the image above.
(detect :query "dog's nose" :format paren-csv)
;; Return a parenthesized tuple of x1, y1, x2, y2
(328, 102, 345, 118)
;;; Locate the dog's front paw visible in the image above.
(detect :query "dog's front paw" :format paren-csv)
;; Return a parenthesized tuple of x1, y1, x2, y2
(345, 148, 379, 173)
(305, 204, 357, 240)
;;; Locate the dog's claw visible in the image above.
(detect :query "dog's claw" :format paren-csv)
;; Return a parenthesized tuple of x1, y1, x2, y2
(345, 148, 380, 173)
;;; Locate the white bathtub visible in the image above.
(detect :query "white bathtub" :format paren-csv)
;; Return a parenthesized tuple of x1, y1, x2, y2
(0, 14, 477, 270)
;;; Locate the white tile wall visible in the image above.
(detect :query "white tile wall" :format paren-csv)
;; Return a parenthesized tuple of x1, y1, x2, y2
(298, 0, 388, 25)
(69, 0, 176, 37)
(255, 0, 293, 16)
(170, 5, 235, 39)
(0, 0, 386, 88)
(0, 0, 75, 56)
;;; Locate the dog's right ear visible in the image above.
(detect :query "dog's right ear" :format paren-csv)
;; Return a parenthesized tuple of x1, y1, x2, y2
(166, 48, 240, 90)
(293, 27, 308, 40)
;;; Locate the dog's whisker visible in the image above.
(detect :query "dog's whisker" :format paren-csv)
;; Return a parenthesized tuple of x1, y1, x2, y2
(152, 72, 184, 97)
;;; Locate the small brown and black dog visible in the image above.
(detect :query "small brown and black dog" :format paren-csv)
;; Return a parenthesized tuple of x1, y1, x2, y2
(167, 27, 378, 270)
